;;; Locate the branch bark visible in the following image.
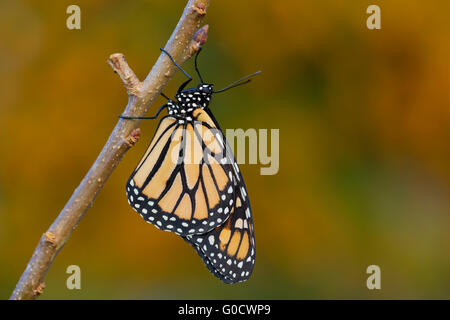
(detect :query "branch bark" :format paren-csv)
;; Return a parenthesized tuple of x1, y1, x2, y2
(10, 0, 210, 300)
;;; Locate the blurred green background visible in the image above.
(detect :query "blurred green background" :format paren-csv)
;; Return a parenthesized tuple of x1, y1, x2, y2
(1, 0, 450, 299)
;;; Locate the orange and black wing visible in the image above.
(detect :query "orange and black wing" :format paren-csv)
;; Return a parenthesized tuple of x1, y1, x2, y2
(182, 108, 256, 284)
(184, 185, 255, 283)
(126, 111, 235, 236)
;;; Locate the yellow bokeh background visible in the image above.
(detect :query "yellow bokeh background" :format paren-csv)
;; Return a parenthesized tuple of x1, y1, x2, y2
(1, 0, 450, 299)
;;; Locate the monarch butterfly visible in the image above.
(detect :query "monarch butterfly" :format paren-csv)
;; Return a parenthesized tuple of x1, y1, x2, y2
(122, 48, 260, 283)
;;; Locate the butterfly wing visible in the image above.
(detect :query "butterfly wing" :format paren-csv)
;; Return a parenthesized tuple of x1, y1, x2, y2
(126, 112, 235, 236)
(184, 186, 255, 283)
(182, 108, 256, 284)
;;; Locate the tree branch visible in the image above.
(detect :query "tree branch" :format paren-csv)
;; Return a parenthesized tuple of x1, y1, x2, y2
(10, 0, 209, 300)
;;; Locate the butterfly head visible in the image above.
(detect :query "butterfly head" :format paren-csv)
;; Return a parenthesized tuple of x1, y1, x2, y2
(197, 83, 214, 95)
(173, 84, 214, 116)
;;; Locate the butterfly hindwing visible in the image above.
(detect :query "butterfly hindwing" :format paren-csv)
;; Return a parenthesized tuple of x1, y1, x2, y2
(183, 168, 255, 284)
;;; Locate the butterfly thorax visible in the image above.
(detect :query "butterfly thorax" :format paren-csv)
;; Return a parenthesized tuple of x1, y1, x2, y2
(167, 84, 213, 120)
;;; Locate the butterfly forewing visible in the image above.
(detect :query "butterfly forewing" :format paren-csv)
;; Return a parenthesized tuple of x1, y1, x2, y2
(126, 111, 236, 236)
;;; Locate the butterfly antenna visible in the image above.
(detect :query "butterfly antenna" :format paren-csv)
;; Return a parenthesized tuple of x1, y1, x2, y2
(212, 71, 262, 93)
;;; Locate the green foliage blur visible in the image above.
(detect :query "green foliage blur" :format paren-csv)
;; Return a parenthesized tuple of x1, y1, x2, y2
(1, 0, 450, 299)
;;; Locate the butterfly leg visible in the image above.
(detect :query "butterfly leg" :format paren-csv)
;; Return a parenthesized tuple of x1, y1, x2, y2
(160, 92, 171, 100)
(159, 48, 193, 94)
(119, 103, 169, 120)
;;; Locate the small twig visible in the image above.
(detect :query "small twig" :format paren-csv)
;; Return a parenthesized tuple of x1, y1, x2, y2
(107, 54, 141, 95)
(10, 0, 209, 300)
